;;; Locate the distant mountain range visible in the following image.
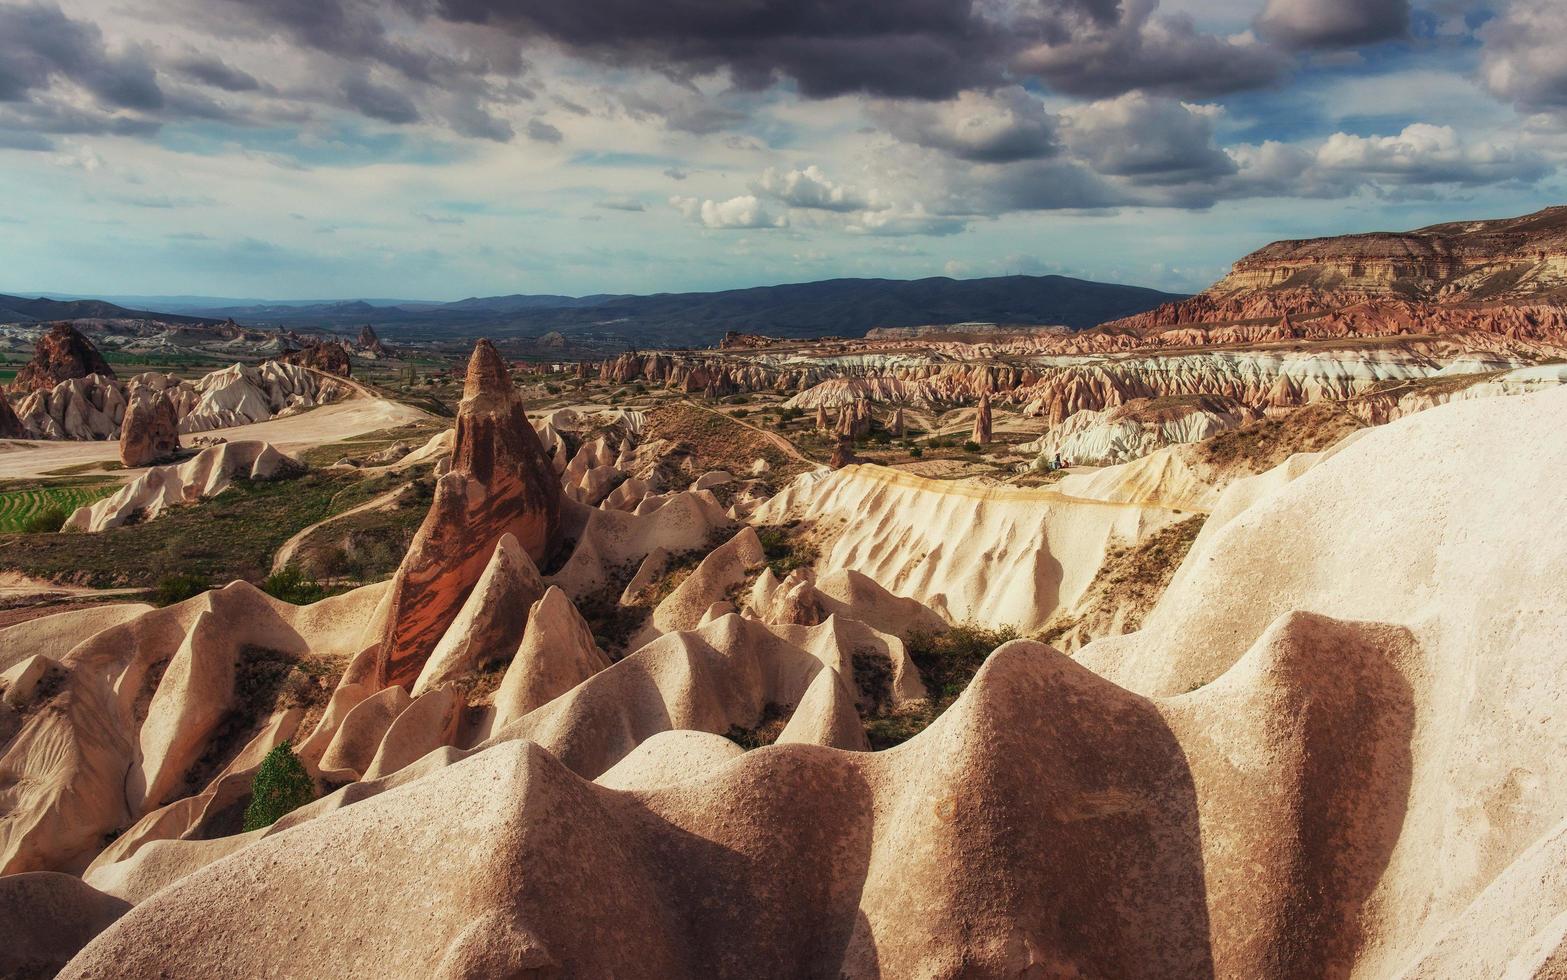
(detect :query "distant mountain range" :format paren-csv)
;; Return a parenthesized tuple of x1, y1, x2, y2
(0, 294, 214, 326)
(3, 275, 1185, 347)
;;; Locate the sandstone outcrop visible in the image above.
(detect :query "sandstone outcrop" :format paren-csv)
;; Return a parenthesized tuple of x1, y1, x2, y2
(65, 441, 298, 532)
(371, 339, 562, 689)
(281, 340, 352, 377)
(9, 323, 115, 393)
(11, 360, 351, 440)
(117, 390, 181, 467)
(355, 324, 390, 357)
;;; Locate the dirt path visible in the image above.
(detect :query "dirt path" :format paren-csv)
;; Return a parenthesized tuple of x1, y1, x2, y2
(271, 484, 411, 573)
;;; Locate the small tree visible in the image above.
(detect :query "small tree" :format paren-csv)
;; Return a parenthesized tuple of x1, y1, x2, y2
(243, 742, 315, 832)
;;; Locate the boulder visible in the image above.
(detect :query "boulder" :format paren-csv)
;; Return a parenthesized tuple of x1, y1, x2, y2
(118, 390, 181, 467)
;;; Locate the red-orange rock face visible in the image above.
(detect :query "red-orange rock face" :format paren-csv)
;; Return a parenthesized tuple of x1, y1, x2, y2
(9, 323, 115, 393)
(374, 339, 563, 689)
(118, 392, 181, 467)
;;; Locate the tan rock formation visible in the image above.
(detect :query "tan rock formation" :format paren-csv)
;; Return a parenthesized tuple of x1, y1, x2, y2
(371, 339, 562, 689)
(117, 390, 181, 467)
(489, 587, 610, 731)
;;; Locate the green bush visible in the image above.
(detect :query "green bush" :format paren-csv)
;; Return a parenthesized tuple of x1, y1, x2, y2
(909, 446, 924, 458)
(261, 565, 329, 605)
(154, 572, 210, 606)
(21, 506, 67, 534)
(963, 440, 982, 453)
(243, 742, 315, 832)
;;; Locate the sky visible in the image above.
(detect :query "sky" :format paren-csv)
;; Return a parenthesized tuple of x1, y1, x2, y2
(0, 0, 1565, 301)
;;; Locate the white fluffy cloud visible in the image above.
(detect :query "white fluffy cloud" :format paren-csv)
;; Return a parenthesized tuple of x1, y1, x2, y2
(752, 165, 873, 212)
(1313, 123, 1549, 186)
(671, 194, 787, 230)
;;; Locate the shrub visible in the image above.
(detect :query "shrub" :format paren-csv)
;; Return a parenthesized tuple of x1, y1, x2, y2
(732, 408, 749, 418)
(909, 446, 924, 458)
(242, 742, 315, 831)
(962, 440, 981, 453)
(21, 506, 67, 534)
(261, 565, 329, 605)
(155, 572, 210, 606)
(779, 406, 804, 422)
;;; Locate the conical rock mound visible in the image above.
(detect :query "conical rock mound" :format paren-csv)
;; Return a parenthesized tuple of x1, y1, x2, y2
(371, 340, 562, 689)
(490, 587, 610, 731)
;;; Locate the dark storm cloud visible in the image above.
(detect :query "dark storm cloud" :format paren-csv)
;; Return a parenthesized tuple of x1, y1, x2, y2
(526, 117, 562, 143)
(1254, 0, 1410, 50)
(0, 2, 164, 109)
(1016, 2, 1284, 99)
(173, 54, 262, 93)
(426, 0, 1121, 100)
(342, 72, 422, 123)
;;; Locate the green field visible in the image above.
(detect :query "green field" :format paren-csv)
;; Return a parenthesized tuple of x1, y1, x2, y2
(0, 483, 118, 532)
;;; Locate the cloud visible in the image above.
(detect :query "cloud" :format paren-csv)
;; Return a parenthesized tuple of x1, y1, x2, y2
(0, 2, 164, 110)
(1060, 95, 1236, 185)
(1311, 123, 1550, 186)
(342, 71, 421, 124)
(172, 54, 261, 92)
(671, 195, 787, 229)
(871, 88, 1058, 163)
(526, 117, 562, 143)
(1016, 1, 1285, 99)
(663, 167, 690, 181)
(845, 206, 966, 237)
(594, 197, 646, 212)
(444, 97, 514, 141)
(753, 166, 872, 212)
(1254, 0, 1409, 50)
(1479, 0, 1567, 114)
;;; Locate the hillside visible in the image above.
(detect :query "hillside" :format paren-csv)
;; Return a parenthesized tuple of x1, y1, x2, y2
(0, 294, 214, 326)
(178, 275, 1184, 345)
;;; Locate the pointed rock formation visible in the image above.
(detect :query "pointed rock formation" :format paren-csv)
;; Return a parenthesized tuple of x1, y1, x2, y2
(491, 587, 610, 731)
(971, 390, 992, 444)
(372, 339, 562, 690)
(9, 323, 114, 393)
(412, 534, 546, 695)
(815, 404, 830, 433)
(118, 391, 181, 468)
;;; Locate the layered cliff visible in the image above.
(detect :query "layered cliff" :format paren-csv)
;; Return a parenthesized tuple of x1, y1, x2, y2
(1107, 205, 1567, 333)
